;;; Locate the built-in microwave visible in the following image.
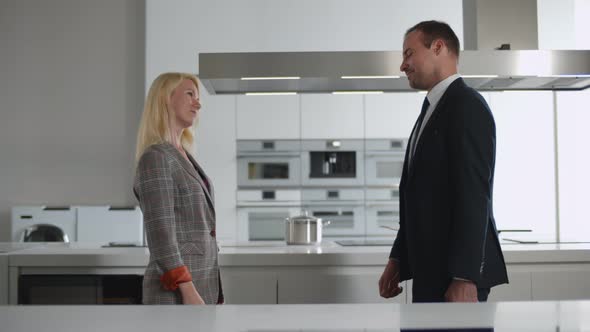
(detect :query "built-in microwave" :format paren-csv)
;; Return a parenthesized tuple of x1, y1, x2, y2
(237, 189, 301, 241)
(301, 140, 364, 187)
(237, 140, 301, 188)
(365, 188, 400, 237)
(301, 188, 365, 237)
(365, 139, 406, 187)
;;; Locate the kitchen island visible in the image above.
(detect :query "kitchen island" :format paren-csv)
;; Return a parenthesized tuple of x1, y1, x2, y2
(2, 301, 590, 332)
(3, 242, 590, 304)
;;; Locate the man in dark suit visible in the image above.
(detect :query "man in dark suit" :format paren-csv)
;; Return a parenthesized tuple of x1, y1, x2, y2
(378, 20, 508, 303)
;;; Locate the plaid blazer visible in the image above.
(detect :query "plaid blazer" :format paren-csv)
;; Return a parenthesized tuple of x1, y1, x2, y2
(134, 142, 221, 304)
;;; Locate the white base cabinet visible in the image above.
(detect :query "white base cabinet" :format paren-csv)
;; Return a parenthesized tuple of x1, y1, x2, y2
(531, 265, 590, 300)
(220, 266, 404, 304)
(277, 267, 405, 304)
(220, 267, 277, 304)
(487, 270, 532, 302)
(0, 256, 7, 305)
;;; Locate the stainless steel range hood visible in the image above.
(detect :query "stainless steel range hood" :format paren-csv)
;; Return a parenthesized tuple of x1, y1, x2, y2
(198, 50, 590, 95)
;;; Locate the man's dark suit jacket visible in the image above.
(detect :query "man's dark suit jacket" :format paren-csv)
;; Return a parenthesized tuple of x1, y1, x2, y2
(389, 78, 509, 302)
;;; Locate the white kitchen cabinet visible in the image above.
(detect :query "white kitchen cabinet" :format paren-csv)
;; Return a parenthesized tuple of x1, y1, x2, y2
(0, 255, 7, 305)
(236, 95, 300, 139)
(300, 94, 364, 139)
(365, 93, 423, 139)
(531, 265, 590, 300)
(277, 267, 406, 304)
(488, 91, 557, 242)
(487, 270, 532, 301)
(220, 267, 277, 304)
(406, 270, 532, 303)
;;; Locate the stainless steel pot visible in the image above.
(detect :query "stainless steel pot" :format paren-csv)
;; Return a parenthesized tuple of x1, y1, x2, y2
(285, 211, 331, 245)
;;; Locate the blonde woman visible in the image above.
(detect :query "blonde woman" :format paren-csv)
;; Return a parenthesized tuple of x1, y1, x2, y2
(134, 72, 223, 305)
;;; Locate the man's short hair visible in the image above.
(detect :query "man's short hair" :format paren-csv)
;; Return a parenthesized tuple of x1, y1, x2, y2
(406, 20, 460, 58)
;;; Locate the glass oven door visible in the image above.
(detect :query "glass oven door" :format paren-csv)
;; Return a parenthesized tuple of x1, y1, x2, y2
(365, 151, 405, 187)
(301, 188, 365, 237)
(365, 189, 400, 237)
(237, 154, 301, 187)
(365, 139, 407, 187)
(237, 206, 301, 241)
(237, 190, 302, 241)
(304, 205, 365, 237)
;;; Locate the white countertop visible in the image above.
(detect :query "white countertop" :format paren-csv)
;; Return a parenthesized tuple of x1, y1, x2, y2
(3, 241, 590, 267)
(1, 301, 590, 332)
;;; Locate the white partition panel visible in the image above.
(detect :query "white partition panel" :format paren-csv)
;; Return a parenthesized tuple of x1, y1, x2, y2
(556, 90, 590, 242)
(489, 91, 556, 242)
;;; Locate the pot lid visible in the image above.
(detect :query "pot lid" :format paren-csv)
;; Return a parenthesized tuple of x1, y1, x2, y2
(287, 211, 321, 223)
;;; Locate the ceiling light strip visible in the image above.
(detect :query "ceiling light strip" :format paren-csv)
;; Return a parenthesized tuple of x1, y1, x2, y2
(461, 75, 499, 78)
(245, 92, 297, 96)
(341, 75, 400, 79)
(539, 74, 590, 78)
(241, 76, 301, 80)
(332, 91, 384, 95)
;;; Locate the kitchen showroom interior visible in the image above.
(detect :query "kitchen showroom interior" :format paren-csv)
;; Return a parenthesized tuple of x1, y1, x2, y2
(1, 0, 590, 331)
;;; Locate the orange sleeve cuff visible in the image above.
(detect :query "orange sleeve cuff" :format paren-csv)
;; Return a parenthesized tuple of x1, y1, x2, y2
(160, 265, 192, 291)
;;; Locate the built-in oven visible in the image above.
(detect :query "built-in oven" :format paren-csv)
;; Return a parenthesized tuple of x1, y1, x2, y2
(365, 188, 400, 237)
(18, 274, 143, 304)
(237, 189, 301, 241)
(301, 140, 364, 187)
(237, 140, 301, 188)
(365, 139, 406, 187)
(301, 189, 365, 237)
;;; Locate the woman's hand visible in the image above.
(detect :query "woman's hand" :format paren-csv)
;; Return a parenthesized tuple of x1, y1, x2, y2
(178, 281, 205, 305)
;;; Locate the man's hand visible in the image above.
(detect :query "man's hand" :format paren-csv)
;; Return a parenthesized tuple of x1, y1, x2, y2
(179, 281, 205, 305)
(444, 279, 478, 302)
(378, 258, 403, 298)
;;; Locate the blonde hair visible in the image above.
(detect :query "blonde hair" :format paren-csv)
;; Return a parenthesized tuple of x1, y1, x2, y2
(135, 72, 200, 162)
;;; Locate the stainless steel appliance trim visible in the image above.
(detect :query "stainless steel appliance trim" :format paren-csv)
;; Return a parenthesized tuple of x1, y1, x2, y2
(365, 152, 406, 157)
(237, 203, 302, 208)
(302, 202, 365, 207)
(237, 153, 301, 158)
(199, 50, 590, 94)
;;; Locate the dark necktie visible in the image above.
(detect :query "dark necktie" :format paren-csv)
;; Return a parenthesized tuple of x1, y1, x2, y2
(409, 97, 430, 166)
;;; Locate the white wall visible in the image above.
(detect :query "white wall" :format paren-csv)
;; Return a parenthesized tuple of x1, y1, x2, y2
(537, 0, 590, 49)
(146, 0, 464, 88)
(475, 0, 538, 50)
(0, 0, 145, 241)
(146, 0, 464, 240)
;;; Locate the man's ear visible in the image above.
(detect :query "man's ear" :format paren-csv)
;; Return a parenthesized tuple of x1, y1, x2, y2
(433, 39, 444, 55)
